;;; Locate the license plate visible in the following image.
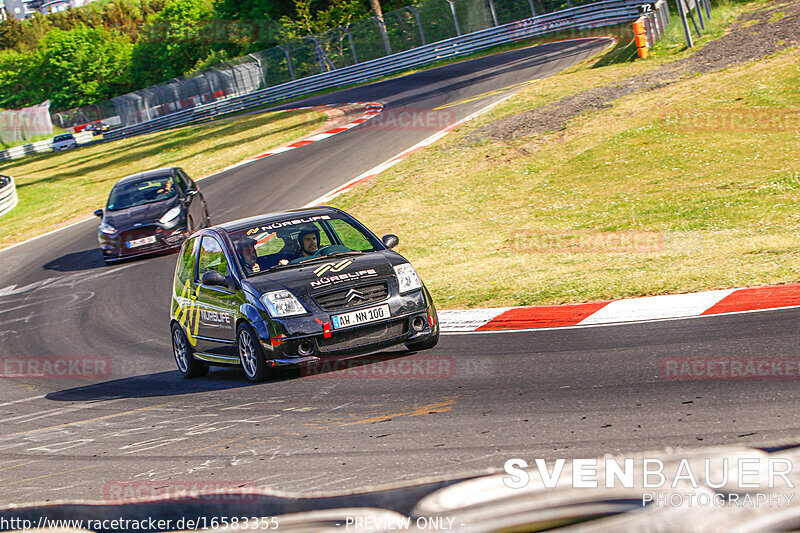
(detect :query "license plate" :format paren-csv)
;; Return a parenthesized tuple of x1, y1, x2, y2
(331, 304, 390, 329)
(126, 235, 156, 248)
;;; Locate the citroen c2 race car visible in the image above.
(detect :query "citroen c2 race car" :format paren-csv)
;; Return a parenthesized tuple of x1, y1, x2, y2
(169, 207, 439, 382)
(94, 167, 210, 263)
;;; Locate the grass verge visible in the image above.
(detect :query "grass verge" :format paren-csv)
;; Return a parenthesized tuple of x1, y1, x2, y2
(0, 108, 326, 249)
(330, 2, 800, 309)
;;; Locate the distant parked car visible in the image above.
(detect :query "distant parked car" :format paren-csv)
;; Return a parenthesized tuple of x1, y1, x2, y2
(51, 133, 77, 151)
(94, 167, 210, 263)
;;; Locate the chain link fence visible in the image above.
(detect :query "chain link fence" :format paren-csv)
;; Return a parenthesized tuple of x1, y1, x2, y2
(55, 0, 611, 131)
(1, 100, 54, 144)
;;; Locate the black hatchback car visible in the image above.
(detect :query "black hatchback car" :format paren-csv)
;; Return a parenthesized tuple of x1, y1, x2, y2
(94, 167, 209, 263)
(169, 207, 439, 382)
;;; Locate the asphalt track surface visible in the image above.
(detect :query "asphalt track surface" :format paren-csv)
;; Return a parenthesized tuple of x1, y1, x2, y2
(1, 37, 799, 509)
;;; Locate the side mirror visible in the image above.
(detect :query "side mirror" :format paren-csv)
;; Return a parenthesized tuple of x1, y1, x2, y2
(382, 234, 399, 249)
(201, 270, 230, 289)
(93, 209, 103, 217)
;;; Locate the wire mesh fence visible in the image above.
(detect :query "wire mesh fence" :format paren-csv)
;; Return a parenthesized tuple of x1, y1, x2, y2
(54, 0, 617, 131)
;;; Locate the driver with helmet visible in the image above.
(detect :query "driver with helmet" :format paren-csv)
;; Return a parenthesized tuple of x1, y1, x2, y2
(278, 226, 321, 265)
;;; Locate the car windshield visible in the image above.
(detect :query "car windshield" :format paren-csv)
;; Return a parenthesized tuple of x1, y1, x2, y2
(107, 175, 177, 211)
(230, 215, 380, 277)
(54, 134, 72, 141)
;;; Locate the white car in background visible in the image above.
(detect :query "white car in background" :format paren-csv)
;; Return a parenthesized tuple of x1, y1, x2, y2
(51, 133, 78, 152)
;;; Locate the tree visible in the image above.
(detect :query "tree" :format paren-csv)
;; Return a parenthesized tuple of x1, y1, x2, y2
(0, 17, 25, 51)
(32, 25, 134, 109)
(278, 0, 369, 39)
(130, 0, 217, 86)
(0, 50, 37, 109)
(213, 0, 294, 21)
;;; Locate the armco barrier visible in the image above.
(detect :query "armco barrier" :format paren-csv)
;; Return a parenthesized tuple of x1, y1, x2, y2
(0, 175, 18, 218)
(0, 131, 94, 162)
(104, 0, 668, 142)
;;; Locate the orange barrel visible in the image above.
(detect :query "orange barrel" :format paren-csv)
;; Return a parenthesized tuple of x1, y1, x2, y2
(633, 17, 649, 59)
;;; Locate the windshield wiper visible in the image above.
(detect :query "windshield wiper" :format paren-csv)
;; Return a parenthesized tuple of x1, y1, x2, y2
(326, 251, 365, 257)
(265, 262, 296, 272)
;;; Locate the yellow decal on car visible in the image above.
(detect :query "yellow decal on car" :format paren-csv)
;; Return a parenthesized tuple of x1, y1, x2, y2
(176, 279, 202, 346)
(314, 259, 353, 277)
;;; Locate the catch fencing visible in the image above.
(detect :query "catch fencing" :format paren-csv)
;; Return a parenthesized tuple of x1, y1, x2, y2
(102, 0, 667, 141)
(42, 0, 668, 141)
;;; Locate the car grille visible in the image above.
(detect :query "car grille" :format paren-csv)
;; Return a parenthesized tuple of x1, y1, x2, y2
(314, 282, 389, 311)
(317, 319, 407, 353)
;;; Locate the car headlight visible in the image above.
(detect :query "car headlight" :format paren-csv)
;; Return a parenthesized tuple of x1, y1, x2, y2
(260, 290, 307, 317)
(394, 263, 423, 294)
(98, 222, 117, 235)
(159, 206, 182, 228)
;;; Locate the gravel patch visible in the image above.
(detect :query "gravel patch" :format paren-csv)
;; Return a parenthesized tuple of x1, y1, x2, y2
(475, 0, 800, 142)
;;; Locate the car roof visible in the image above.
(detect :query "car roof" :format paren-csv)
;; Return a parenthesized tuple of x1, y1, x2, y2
(113, 167, 177, 186)
(215, 206, 345, 233)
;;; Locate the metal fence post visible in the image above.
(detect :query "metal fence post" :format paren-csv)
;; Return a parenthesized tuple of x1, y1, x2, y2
(372, 16, 392, 55)
(676, 0, 694, 47)
(446, 0, 462, 35)
(406, 6, 427, 45)
(487, 0, 499, 26)
(341, 26, 359, 64)
(527, 0, 537, 17)
(247, 54, 267, 88)
(277, 45, 296, 81)
(695, 0, 706, 30)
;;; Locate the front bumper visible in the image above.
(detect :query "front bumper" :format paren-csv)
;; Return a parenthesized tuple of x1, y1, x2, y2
(254, 309, 437, 362)
(100, 226, 188, 261)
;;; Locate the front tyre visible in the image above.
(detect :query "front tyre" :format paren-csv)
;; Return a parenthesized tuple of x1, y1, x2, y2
(237, 322, 268, 382)
(171, 323, 208, 378)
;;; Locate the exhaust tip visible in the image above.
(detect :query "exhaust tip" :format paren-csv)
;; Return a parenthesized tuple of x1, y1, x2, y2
(297, 341, 314, 356)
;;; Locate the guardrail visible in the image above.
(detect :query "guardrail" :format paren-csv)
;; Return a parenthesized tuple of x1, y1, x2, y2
(0, 175, 18, 218)
(0, 131, 94, 162)
(104, 0, 665, 141)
